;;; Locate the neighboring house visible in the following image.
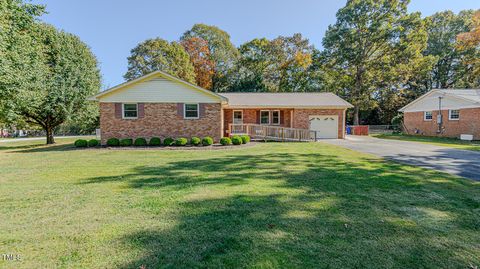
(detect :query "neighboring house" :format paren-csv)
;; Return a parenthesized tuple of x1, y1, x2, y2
(89, 71, 352, 144)
(399, 89, 480, 139)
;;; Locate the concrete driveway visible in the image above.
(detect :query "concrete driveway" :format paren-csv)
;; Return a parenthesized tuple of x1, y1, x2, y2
(324, 135, 480, 181)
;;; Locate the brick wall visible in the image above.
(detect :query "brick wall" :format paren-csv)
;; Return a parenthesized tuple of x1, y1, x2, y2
(292, 109, 346, 139)
(100, 103, 222, 144)
(404, 108, 480, 140)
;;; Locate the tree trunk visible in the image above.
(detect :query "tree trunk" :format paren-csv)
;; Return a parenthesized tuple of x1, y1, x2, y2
(353, 66, 364, 126)
(353, 106, 360, 125)
(45, 126, 55, 144)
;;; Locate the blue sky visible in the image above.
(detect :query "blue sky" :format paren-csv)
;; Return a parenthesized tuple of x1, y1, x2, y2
(32, 0, 479, 88)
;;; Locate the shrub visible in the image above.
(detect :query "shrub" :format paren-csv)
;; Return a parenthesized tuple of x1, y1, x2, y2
(74, 139, 88, 147)
(202, 136, 213, 146)
(120, 138, 133, 147)
(240, 135, 250, 144)
(190, 136, 201, 146)
(87, 139, 99, 147)
(232, 135, 242, 145)
(149, 137, 161, 146)
(106, 138, 120, 147)
(220, 137, 232, 146)
(175, 137, 188, 146)
(163, 137, 174, 146)
(391, 114, 403, 126)
(134, 138, 147, 146)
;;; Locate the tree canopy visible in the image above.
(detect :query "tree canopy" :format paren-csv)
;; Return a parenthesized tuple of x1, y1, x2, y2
(0, 2, 101, 144)
(322, 0, 435, 125)
(456, 10, 480, 86)
(181, 24, 239, 91)
(424, 10, 477, 88)
(227, 34, 320, 93)
(180, 37, 215, 89)
(124, 38, 195, 83)
(0, 0, 45, 125)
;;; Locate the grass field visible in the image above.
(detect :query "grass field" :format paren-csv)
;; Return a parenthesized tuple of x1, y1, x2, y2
(0, 138, 479, 268)
(374, 133, 480, 152)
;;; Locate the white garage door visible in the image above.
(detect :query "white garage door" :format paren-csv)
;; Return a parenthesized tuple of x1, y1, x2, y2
(309, 115, 338, 139)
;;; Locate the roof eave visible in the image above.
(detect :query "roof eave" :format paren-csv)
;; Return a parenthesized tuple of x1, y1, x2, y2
(224, 105, 352, 109)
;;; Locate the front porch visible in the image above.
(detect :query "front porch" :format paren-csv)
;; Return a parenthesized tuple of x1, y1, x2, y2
(228, 123, 317, 142)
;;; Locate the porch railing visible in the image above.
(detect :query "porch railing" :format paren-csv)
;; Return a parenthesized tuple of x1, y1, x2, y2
(228, 124, 317, 142)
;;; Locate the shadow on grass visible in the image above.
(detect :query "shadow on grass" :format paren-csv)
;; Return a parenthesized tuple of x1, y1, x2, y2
(0, 143, 77, 153)
(81, 152, 480, 268)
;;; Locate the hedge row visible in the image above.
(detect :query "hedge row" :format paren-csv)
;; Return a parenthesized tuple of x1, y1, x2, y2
(104, 136, 216, 147)
(74, 135, 250, 148)
(220, 135, 250, 146)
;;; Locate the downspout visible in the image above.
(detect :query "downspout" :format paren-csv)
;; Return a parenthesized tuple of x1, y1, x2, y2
(437, 96, 443, 134)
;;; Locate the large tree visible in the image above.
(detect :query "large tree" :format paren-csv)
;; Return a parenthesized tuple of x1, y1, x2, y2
(228, 34, 320, 92)
(323, 0, 434, 125)
(0, 0, 45, 126)
(180, 37, 215, 89)
(456, 10, 480, 86)
(1, 21, 101, 144)
(181, 24, 239, 91)
(124, 38, 195, 83)
(424, 10, 477, 88)
(229, 38, 277, 92)
(273, 34, 316, 92)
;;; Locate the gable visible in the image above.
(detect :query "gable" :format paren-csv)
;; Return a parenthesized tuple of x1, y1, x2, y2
(91, 71, 225, 103)
(400, 90, 480, 113)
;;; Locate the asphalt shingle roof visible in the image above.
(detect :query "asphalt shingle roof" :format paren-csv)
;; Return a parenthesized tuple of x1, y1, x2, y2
(438, 89, 480, 103)
(219, 92, 353, 108)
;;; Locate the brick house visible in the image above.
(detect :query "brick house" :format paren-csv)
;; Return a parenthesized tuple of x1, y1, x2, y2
(399, 89, 480, 140)
(89, 71, 352, 144)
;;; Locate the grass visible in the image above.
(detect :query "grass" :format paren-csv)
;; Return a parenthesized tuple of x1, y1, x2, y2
(373, 133, 480, 151)
(0, 139, 479, 268)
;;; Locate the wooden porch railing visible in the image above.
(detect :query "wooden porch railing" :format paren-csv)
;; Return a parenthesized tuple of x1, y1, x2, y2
(228, 124, 317, 142)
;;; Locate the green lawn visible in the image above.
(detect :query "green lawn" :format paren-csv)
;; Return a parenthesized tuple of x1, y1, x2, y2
(374, 133, 480, 151)
(1, 139, 479, 268)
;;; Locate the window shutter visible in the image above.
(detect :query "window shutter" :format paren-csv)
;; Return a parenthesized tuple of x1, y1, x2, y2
(199, 103, 206, 117)
(280, 110, 284, 124)
(115, 103, 122, 119)
(177, 103, 184, 117)
(138, 103, 145, 118)
(256, 110, 260, 124)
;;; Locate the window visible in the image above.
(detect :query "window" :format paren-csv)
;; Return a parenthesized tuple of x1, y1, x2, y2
(449, 109, 459, 120)
(424, 111, 432, 121)
(233, 110, 243, 124)
(272, 110, 280, 125)
(184, 104, 199, 119)
(260, 110, 270, 124)
(123, 103, 138, 119)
